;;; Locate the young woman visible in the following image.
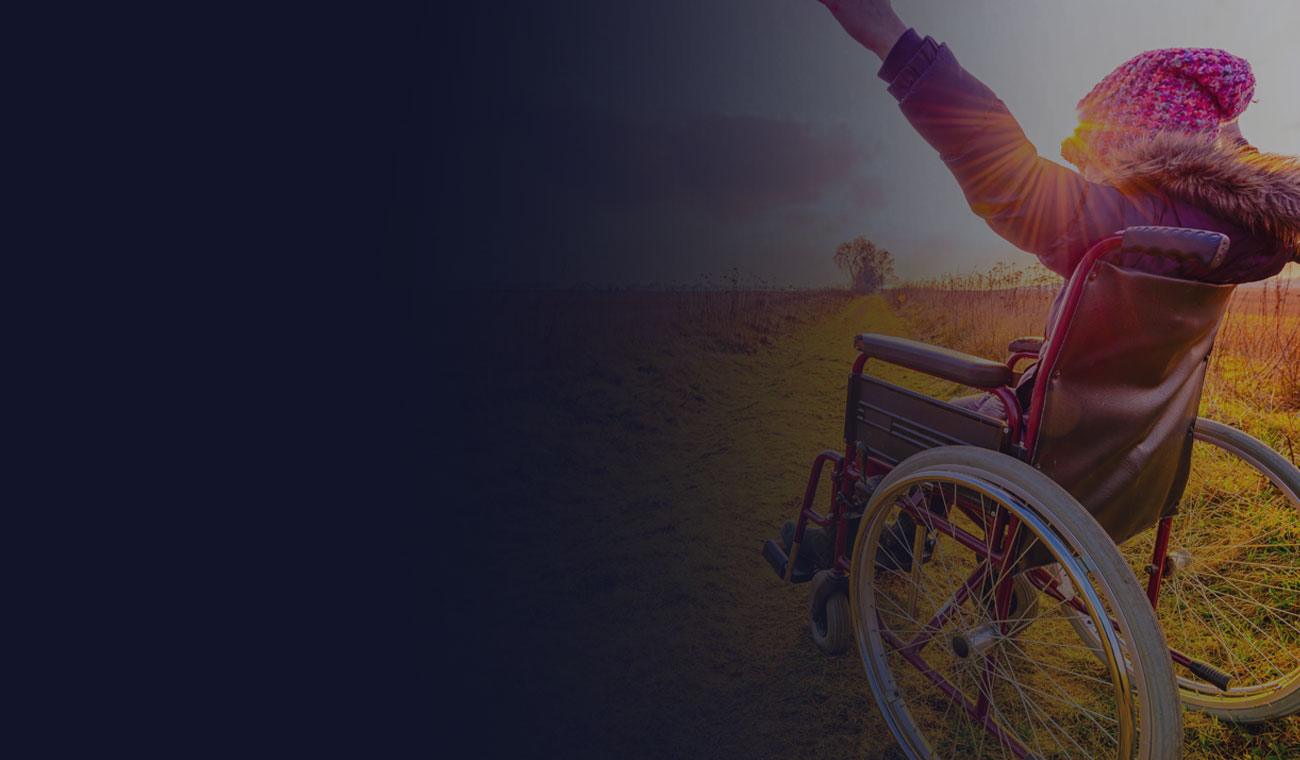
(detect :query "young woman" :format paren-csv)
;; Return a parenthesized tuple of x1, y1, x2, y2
(782, 1, 1300, 566)
(814, 0, 1300, 417)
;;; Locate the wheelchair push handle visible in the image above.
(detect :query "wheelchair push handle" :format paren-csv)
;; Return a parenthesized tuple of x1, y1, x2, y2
(1119, 226, 1230, 276)
(853, 333, 1012, 389)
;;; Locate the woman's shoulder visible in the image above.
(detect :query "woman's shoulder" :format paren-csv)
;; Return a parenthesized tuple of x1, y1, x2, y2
(1096, 134, 1300, 257)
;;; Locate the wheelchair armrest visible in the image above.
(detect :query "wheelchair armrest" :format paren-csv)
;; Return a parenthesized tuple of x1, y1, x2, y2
(1007, 336, 1044, 354)
(854, 333, 1012, 389)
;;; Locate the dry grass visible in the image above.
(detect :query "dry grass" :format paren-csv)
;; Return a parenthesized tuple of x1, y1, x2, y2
(457, 289, 910, 759)
(465, 286, 855, 372)
(892, 264, 1300, 757)
(891, 261, 1063, 363)
(457, 274, 1299, 759)
(891, 265, 1300, 458)
(1213, 282, 1300, 418)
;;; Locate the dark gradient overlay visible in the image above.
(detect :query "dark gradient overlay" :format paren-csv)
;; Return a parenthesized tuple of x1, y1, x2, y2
(439, 6, 909, 757)
(437, 3, 1297, 759)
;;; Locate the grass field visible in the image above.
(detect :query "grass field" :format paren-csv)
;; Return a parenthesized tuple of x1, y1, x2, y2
(893, 271, 1299, 439)
(892, 271, 1299, 757)
(457, 278, 1299, 759)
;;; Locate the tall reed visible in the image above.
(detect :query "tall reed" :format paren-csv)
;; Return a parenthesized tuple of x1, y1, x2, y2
(893, 263, 1300, 414)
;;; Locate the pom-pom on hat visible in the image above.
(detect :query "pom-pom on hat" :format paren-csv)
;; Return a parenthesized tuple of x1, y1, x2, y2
(1061, 48, 1256, 172)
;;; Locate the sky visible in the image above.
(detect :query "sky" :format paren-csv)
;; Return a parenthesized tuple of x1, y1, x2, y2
(445, 1, 1300, 288)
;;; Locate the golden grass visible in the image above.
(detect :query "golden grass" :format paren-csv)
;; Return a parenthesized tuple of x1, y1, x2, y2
(893, 266, 1300, 757)
(465, 278, 1298, 758)
(472, 287, 856, 371)
(464, 290, 927, 758)
(893, 267, 1300, 451)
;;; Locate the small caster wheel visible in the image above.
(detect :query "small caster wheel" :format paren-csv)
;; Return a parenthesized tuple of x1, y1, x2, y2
(809, 570, 851, 654)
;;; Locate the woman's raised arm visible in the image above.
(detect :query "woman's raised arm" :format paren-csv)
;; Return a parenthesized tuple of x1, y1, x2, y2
(814, 1, 1152, 278)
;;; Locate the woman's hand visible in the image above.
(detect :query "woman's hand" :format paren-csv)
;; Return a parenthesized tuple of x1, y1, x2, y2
(815, 0, 909, 60)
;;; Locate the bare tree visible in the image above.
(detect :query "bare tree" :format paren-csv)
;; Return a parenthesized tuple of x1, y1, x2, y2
(834, 236, 897, 294)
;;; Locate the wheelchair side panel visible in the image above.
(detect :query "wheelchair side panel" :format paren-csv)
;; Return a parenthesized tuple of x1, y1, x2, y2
(844, 374, 1007, 466)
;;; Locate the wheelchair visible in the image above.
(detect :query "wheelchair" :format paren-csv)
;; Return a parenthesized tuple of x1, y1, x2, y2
(763, 227, 1300, 759)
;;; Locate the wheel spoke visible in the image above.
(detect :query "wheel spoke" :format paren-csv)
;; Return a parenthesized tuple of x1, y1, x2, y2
(1115, 427, 1300, 713)
(854, 466, 1158, 759)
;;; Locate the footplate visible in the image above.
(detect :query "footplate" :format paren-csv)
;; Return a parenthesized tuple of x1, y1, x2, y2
(763, 539, 816, 584)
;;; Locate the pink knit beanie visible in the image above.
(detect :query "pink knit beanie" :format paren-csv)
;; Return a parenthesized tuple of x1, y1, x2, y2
(1061, 48, 1256, 171)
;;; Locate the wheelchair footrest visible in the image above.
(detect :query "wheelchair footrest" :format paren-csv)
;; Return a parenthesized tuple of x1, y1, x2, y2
(763, 539, 816, 584)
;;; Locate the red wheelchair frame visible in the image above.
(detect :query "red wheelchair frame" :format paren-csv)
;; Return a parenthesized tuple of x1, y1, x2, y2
(768, 233, 1230, 757)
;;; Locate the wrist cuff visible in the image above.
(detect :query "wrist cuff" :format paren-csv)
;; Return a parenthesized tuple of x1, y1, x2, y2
(884, 34, 942, 101)
(877, 28, 921, 82)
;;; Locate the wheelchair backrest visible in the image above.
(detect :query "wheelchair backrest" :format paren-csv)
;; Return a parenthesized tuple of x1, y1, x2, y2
(1030, 227, 1236, 545)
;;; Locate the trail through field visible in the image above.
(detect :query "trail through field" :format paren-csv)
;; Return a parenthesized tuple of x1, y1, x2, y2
(479, 295, 945, 759)
(463, 292, 1298, 759)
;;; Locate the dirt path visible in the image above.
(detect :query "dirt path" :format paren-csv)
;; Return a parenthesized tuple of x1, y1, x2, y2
(459, 290, 1298, 759)
(474, 295, 957, 758)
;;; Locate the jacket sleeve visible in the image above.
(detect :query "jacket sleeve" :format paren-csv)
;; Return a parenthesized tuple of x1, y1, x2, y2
(879, 34, 1155, 278)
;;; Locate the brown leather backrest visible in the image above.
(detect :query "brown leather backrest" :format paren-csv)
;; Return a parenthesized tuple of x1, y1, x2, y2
(1032, 259, 1235, 546)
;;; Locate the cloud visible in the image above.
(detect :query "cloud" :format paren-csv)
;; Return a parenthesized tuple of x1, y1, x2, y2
(670, 114, 874, 218)
(468, 105, 895, 287)
(497, 107, 879, 221)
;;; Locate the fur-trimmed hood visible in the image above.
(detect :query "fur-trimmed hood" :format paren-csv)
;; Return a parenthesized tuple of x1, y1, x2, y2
(1100, 133, 1300, 256)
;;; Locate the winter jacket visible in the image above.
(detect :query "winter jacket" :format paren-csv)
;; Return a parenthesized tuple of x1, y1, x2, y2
(878, 31, 1300, 286)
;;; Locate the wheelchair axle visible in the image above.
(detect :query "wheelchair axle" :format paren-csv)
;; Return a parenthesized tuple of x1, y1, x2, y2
(951, 623, 1002, 660)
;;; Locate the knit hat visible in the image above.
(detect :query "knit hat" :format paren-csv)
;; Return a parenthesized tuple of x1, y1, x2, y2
(1061, 48, 1255, 172)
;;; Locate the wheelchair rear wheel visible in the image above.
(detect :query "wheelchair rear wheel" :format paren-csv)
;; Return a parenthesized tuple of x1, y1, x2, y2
(850, 446, 1181, 759)
(1117, 418, 1300, 723)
